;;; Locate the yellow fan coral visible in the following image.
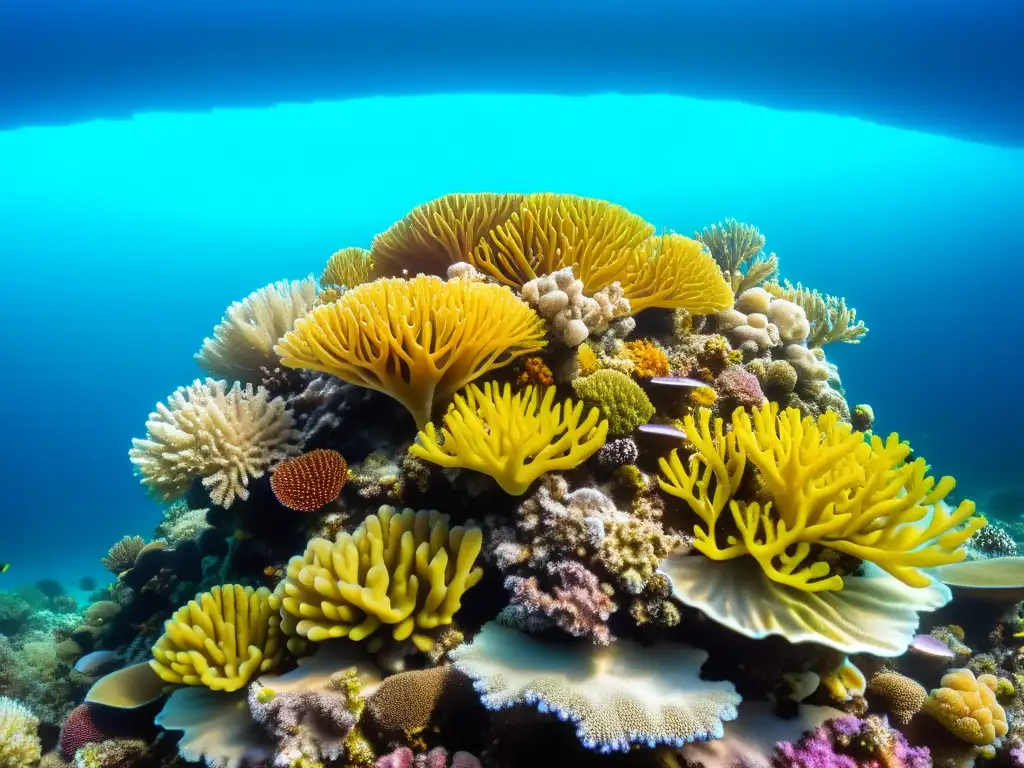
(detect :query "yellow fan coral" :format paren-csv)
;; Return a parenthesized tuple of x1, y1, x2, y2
(321, 247, 374, 290)
(272, 506, 483, 652)
(620, 234, 735, 314)
(409, 381, 609, 495)
(472, 192, 654, 291)
(274, 275, 547, 428)
(658, 404, 985, 592)
(370, 193, 525, 279)
(923, 669, 1007, 746)
(150, 584, 285, 692)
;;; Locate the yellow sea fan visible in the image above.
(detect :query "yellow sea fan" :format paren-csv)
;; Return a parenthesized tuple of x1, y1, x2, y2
(274, 275, 547, 428)
(658, 404, 985, 592)
(620, 234, 734, 314)
(321, 247, 374, 290)
(471, 192, 655, 292)
(272, 505, 484, 652)
(370, 193, 525, 279)
(150, 584, 284, 692)
(409, 381, 609, 495)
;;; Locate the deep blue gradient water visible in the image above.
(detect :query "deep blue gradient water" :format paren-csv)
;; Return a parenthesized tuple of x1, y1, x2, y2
(1, 93, 1022, 590)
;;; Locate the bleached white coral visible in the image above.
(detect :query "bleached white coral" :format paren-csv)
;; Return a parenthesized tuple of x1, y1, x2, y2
(196, 278, 318, 383)
(0, 696, 41, 768)
(451, 622, 740, 753)
(129, 379, 301, 507)
(521, 268, 630, 347)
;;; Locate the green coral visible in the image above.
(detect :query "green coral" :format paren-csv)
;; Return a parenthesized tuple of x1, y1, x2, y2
(695, 219, 778, 295)
(571, 370, 654, 437)
(74, 740, 148, 768)
(768, 280, 867, 346)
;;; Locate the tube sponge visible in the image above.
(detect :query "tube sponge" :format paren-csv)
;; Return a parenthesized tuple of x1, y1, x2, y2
(409, 381, 609, 496)
(272, 506, 484, 652)
(150, 584, 285, 692)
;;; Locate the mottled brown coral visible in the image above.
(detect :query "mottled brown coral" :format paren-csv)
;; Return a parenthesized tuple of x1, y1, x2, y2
(364, 665, 458, 738)
(866, 672, 926, 724)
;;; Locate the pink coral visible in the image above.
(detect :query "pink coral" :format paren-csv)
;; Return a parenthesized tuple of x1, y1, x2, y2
(376, 747, 481, 768)
(60, 704, 109, 756)
(502, 560, 616, 645)
(714, 365, 767, 410)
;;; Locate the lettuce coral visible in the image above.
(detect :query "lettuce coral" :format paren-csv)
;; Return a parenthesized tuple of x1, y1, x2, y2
(275, 275, 547, 429)
(450, 622, 740, 753)
(272, 506, 483, 653)
(572, 369, 655, 437)
(129, 379, 301, 508)
(409, 381, 609, 496)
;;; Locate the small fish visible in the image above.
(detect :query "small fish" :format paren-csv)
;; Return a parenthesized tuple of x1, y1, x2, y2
(1, 563, 9, 574)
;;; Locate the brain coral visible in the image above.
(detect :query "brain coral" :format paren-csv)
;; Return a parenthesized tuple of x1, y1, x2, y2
(866, 672, 927, 724)
(195, 278, 318, 383)
(129, 379, 301, 508)
(923, 668, 1008, 746)
(450, 622, 740, 753)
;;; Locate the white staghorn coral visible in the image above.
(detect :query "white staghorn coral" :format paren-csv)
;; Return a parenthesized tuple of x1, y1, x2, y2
(0, 696, 41, 768)
(129, 379, 302, 507)
(196, 278, 318, 383)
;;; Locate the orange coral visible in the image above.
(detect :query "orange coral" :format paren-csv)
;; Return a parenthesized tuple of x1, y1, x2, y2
(624, 340, 670, 378)
(517, 357, 554, 387)
(270, 449, 348, 512)
(690, 386, 717, 407)
(576, 343, 599, 377)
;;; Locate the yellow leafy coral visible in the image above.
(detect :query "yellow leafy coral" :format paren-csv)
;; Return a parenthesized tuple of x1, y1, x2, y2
(619, 233, 735, 314)
(274, 275, 547, 429)
(272, 506, 483, 652)
(409, 382, 609, 495)
(150, 584, 285, 692)
(923, 669, 1008, 746)
(321, 247, 374, 290)
(658, 404, 985, 592)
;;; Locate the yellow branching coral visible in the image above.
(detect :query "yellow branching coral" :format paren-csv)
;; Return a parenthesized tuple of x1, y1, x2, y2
(274, 275, 547, 428)
(472, 192, 654, 292)
(623, 340, 669, 378)
(620, 234, 735, 314)
(409, 382, 609, 495)
(658, 404, 985, 592)
(766, 280, 867, 346)
(150, 584, 284, 692)
(370, 193, 525, 279)
(695, 219, 778, 295)
(272, 506, 484, 652)
(321, 247, 374, 290)
(923, 669, 1008, 746)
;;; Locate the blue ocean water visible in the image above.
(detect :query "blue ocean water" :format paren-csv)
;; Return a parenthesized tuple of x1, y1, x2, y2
(0, 92, 1022, 590)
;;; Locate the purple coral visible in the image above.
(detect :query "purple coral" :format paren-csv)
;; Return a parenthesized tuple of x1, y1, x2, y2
(248, 681, 357, 766)
(771, 715, 930, 768)
(376, 747, 482, 768)
(715, 366, 767, 409)
(502, 560, 617, 645)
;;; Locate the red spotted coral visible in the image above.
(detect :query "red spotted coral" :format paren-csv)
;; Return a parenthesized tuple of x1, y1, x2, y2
(271, 449, 348, 511)
(60, 704, 107, 757)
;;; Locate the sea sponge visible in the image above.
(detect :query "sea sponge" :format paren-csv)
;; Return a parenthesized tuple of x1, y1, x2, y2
(364, 665, 456, 738)
(619, 233, 735, 315)
(760, 359, 798, 393)
(320, 247, 373, 290)
(658, 404, 985, 592)
(272, 506, 483, 652)
(767, 298, 810, 344)
(572, 369, 655, 437)
(695, 219, 778, 295)
(270, 449, 348, 512)
(451, 622, 740, 753)
(867, 671, 927, 724)
(150, 584, 284, 692)
(520, 267, 630, 347)
(274, 275, 547, 429)
(0, 696, 41, 768)
(129, 379, 301, 508)
(923, 668, 1008, 746)
(195, 278, 318, 383)
(59, 703, 106, 756)
(409, 381, 609, 496)
(734, 287, 773, 315)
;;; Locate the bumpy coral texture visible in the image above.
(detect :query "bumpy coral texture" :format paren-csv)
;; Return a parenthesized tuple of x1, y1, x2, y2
(866, 672, 926, 724)
(1, 696, 42, 768)
(275, 274, 547, 429)
(273, 506, 483, 652)
(150, 584, 284, 692)
(129, 378, 301, 508)
(195, 278, 318, 383)
(409, 382, 609, 495)
(771, 714, 930, 768)
(270, 449, 348, 512)
(520, 266, 630, 347)
(364, 664, 453, 738)
(572, 369, 655, 437)
(923, 668, 1008, 746)
(451, 622, 740, 753)
(766, 279, 867, 346)
(658, 404, 984, 592)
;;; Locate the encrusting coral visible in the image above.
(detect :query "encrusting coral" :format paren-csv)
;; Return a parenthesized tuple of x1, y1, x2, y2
(195, 277, 319, 383)
(272, 506, 483, 653)
(129, 378, 302, 507)
(150, 584, 285, 692)
(409, 381, 609, 495)
(275, 274, 547, 429)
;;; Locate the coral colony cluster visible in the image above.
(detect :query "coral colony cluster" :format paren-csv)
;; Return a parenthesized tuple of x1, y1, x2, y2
(7, 191, 1024, 768)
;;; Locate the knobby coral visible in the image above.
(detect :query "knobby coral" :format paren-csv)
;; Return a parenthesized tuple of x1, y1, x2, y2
(272, 506, 483, 652)
(572, 369, 655, 437)
(766, 280, 867, 346)
(275, 275, 547, 428)
(129, 379, 301, 507)
(409, 381, 609, 495)
(923, 668, 1008, 746)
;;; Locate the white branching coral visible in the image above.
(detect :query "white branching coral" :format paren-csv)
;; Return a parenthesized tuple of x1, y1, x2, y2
(196, 278, 318, 383)
(521, 267, 630, 347)
(0, 696, 41, 768)
(129, 379, 302, 508)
